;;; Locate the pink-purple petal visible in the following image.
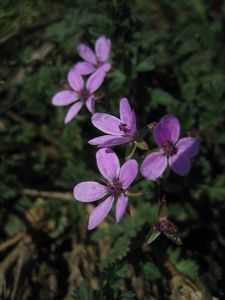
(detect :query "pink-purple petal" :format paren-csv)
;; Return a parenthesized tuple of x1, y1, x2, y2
(176, 137, 200, 158)
(115, 194, 128, 223)
(64, 101, 83, 124)
(67, 68, 84, 92)
(88, 135, 130, 147)
(77, 44, 97, 65)
(95, 36, 111, 63)
(52, 91, 79, 106)
(140, 152, 167, 180)
(130, 111, 137, 136)
(85, 96, 95, 114)
(75, 61, 96, 75)
(91, 113, 122, 135)
(98, 62, 111, 73)
(96, 148, 120, 180)
(169, 154, 191, 176)
(86, 68, 106, 93)
(119, 159, 138, 189)
(88, 196, 114, 230)
(119, 98, 133, 126)
(73, 181, 107, 202)
(153, 115, 180, 147)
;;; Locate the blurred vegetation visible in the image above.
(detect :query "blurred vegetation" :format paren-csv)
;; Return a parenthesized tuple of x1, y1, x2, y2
(0, 0, 225, 299)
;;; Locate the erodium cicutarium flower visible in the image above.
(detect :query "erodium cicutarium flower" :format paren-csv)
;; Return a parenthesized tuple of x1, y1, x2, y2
(73, 148, 138, 230)
(140, 115, 199, 180)
(52, 68, 106, 124)
(75, 36, 111, 75)
(88, 98, 137, 147)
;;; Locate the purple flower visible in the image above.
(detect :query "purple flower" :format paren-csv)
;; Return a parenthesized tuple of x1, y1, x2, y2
(73, 148, 138, 230)
(75, 36, 111, 76)
(52, 68, 106, 124)
(140, 115, 199, 180)
(88, 98, 137, 147)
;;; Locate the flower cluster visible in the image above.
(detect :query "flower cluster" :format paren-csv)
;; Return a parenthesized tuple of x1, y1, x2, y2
(52, 36, 111, 124)
(52, 36, 200, 231)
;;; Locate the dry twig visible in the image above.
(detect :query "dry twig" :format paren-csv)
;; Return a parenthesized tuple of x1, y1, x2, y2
(23, 188, 73, 201)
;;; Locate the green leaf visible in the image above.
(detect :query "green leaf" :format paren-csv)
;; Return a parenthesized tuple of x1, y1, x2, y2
(150, 89, 179, 109)
(135, 57, 155, 72)
(167, 248, 199, 280)
(176, 260, 199, 281)
(120, 290, 136, 300)
(5, 215, 25, 235)
(73, 281, 94, 300)
(142, 262, 162, 280)
(100, 236, 131, 269)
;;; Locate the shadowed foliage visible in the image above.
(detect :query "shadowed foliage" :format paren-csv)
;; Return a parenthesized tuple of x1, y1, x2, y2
(0, 0, 225, 299)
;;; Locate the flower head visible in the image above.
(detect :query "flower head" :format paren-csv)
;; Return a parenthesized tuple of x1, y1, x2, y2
(75, 36, 111, 76)
(52, 68, 106, 124)
(140, 115, 199, 180)
(73, 148, 138, 230)
(88, 98, 137, 147)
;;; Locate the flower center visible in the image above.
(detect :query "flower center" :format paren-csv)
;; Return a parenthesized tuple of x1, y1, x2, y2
(95, 59, 103, 67)
(119, 123, 131, 136)
(162, 140, 177, 156)
(107, 179, 123, 197)
(79, 89, 90, 102)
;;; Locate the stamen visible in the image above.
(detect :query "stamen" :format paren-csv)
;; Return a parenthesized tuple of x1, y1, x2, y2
(79, 89, 90, 102)
(95, 60, 102, 67)
(107, 179, 123, 197)
(119, 123, 131, 136)
(162, 140, 177, 156)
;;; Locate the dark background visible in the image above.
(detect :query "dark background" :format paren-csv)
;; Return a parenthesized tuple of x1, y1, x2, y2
(0, 0, 225, 299)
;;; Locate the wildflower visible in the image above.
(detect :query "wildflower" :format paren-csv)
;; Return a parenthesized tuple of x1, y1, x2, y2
(73, 148, 138, 230)
(75, 36, 111, 75)
(88, 98, 137, 147)
(140, 115, 199, 180)
(52, 68, 106, 124)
